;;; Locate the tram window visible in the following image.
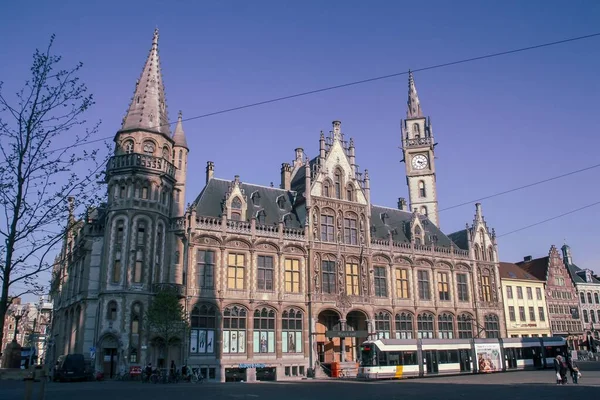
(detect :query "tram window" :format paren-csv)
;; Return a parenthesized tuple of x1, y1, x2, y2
(388, 352, 402, 366)
(437, 350, 459, 364)
(360, 347, 376, 366)
(438, 351, 448, 364)
(522, 347, 536, 359)
(403, 351, 418, 365)
(447, 350, 459, 363)
(378, 351, 387, 366)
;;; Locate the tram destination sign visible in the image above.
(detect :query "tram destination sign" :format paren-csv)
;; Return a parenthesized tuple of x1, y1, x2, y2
(325, 330, 368, 339)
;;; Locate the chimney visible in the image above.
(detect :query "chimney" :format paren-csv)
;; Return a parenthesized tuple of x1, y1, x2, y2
(294, 148, 304, 167)
(523, 255, 532, 262)
(280, 163, 292, 191)
(206, 161, 214, 184)
(398, 197, 408, 211)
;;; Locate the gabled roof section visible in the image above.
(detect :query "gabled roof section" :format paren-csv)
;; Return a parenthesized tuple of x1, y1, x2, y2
(120, 28, 171, 137)
(370, 205, 457, 248)
(193, 178, 302, 228)
(566, 263, 600, 284)
(499, 262, 541, 281)
(516, 257, 549, 282)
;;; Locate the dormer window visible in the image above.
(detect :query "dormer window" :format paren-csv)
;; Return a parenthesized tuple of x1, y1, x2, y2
(231, 197, 242, 210)
(381, 213, 389, 225)
(283, 214, 293, 227)
(257, 210, 266, 225)
(276, 195, 285, 209)
(251, 192, 261, 206)
(334, 169, 342, 199)
(420, 206, 428, 216)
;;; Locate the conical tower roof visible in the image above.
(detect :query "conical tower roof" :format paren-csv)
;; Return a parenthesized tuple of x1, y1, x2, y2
(120, 28, 170, 136)
(406, 70, 423, 119)
(172, 111, 188, 149)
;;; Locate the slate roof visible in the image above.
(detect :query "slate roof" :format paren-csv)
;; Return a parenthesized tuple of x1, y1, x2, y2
(447, 229, 468, 250)
(192, 177, 461, 249)
(566, 263, 600, 284)
(498, 262, 541, 281)
(516, 257, 549, 282)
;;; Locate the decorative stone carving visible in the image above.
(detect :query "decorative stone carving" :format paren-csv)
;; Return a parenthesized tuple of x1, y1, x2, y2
(337, 256, 345, 295)
(336, 294, 352, 311)
(313, 254, 320, 293)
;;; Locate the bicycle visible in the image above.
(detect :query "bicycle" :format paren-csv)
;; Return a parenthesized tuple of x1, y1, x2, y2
(190, 368, 204, 384)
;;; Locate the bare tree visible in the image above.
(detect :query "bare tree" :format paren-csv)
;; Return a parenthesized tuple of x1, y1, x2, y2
(145, 288, 187, 363)
(0, 35, 107, 347)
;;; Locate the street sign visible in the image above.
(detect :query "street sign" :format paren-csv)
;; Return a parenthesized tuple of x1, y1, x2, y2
(325, 330, 368, 339)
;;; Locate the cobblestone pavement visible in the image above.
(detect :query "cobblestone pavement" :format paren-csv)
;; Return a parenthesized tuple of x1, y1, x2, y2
(2, 363, 599, 400)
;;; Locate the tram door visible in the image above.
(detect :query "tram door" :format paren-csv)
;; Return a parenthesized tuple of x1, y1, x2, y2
(459, 349, 471, 372)
(505, 348, 517, 369)
(424, 350, 439, 374)
(532, 348, 542, 368)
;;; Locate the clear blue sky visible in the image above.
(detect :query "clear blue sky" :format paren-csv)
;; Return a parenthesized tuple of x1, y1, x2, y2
(1, 0, 599, 298)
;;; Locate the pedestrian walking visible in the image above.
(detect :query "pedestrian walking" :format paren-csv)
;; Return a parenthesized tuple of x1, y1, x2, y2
(554, 355, 568, 385)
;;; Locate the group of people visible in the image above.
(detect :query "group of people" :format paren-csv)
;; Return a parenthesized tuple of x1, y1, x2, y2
(554, 355, 581, 385)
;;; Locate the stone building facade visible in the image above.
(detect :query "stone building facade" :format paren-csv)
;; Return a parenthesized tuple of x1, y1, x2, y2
(562, 244, 600, 351)
(498, 262, 551, 338)
(50, 30, 506, 382)
(517, 246, 584, 349)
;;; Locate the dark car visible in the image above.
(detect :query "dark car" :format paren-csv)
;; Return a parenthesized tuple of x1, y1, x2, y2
(54, 354, 87, 382)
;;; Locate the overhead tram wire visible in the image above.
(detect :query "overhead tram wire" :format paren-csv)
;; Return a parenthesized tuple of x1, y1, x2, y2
(46, 32, 600, 155)
(496, 201, 600, 238)
(439, 162, 600, 212)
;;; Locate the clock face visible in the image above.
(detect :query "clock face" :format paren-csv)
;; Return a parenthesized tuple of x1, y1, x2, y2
(411, 154, 428, 170)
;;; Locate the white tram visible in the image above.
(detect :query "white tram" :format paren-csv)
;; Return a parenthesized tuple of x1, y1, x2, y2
(357, 336, 567, 380)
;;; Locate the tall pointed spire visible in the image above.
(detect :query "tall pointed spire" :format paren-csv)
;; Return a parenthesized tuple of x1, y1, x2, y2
(173, 110, 188, 148)
(407, 70, 423, 119)
(120, 28, 170, 136)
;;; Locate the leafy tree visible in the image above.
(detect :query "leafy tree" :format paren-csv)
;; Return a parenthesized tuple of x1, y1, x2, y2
(0, 35, 106, 348)
(145, 287, 187, 360)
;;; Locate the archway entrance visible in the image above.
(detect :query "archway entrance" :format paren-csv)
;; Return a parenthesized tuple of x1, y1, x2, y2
(346, 310, 368, 362)
(99, 335, 119, 378)
(316, 310, 341, 363)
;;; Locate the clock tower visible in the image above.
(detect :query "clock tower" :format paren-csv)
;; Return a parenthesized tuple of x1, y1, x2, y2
(401, 71, 440, 227)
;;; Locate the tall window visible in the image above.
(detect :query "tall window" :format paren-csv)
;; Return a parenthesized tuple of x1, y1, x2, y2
(112, 220, 124, 283)
(438, 313, 454, 339)
(257, 255, 274, 291)
(155, 226, 163, 283)
(282, 309, 302, 353)
(456, 273, 469, 301)
(438, 272, 450, 301)
(508, 306, 516, 321)
(418, 181, 426, 197)
(526, 287, 533, 300)
(285, 259, 300, 293)
(484, 314, 500, 339)
(417, 270, 430, 300)
(223, 306, 246, 354)
(107, 301, 117, 321)
(374, 267, 387, 297)
(583, 310, 589, 323)
(178, 149, 183, 169)
(395, 269, 409, 299)
(506, 286, 513, 299)
(334, 169, 342, 199)
(320, 214, 334, 242)
(345, 262, 360, 296)
(227, 253, 245, 289)
(457, 314, 473, 338)
(395, 313, 413, 339)
(417, 313, 434, 339)
(375, 311, 391, 339)
(529, 306, 536, 321)
(323, 181, 331, 197)
(536, 287, 542, 300)
(346, 185, 354, 201)
(134, 221, 146, 283)
(516, 286, 523, 299)
(130, 303, 142, 363)
(343, 217, 358, 245)
(481, 275, 492, 302)
(538, 307, 545, 321)
(231, 197, 242, 221)
(253, 307, 275, 353)
(190, 304, 217, 354)
(519, 306, 526, 321)
(321, 260, 336, 294)
(587, 293, 593, 303)
(197, 250, 215, 289)
(595, 293, 599, 304)
(580, 292, 586, 303)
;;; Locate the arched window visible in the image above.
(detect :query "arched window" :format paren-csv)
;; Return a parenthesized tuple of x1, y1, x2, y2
(178, 149, 183, 169)
(457, 314, 473, 338)
(320, 212, 334, 242)
(587, 293, 593, 304)
(334, 169, 342, 199)
(106, 301, 117, 321)
(474, 244, 481, 261)
(591, 310, 597, 324)
(395, 312, 413, 339)
(112, 220, 124, 283)
(282, 309, 303, 353)
(418, 181, 426, 197)
(130, 302, 142, 363)
(417, 313, 434, 339)
(257, 210, 266, 225)
(223, 305, 246, 354)
(154, 225, 163, 284)
(253, 307, 275, 353)
(162, 147, 170, 160)
(251, 192, 261, 206)
(323, 181, 331, 197)
(484, 314, 500, 338)
(375, 311, 391, 339)
(583, 310, 589, 323)
(438, 313, 454, 339)
(413, 123, 420, 138)
(124, 140, 134, 154)
(134, 221, 146, 283)
(488, 246, 494, 262)
(595, 293, 599, 304)
(190, 304, 217, 354)
(580, 292, 586, 303)
(346, 184, 354, 201)
(231, 197, 242, 221)
(420, 206, 428, 216)
(142, 141, 155, 155)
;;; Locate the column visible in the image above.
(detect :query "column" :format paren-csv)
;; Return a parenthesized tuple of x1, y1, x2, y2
(339, 319, 346, 362)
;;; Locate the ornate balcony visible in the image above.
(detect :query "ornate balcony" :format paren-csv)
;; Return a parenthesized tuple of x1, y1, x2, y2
(404, 137, 432, 147)
(107, 153, 176, 179)
(151, 283, 185, 298)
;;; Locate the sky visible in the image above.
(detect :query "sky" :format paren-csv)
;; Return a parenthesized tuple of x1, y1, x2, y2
(1, 0, 599, 300)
